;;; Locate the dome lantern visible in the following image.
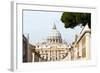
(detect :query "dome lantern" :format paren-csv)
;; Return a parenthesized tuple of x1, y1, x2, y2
(52, 24, 56, 29)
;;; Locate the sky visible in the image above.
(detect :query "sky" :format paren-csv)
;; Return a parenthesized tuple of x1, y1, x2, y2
(23, 10, 83, 44)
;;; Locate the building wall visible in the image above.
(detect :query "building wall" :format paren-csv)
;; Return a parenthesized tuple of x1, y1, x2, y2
(34, 48, 70, 62)
(23, 35, 28, 62)
(23, 35, 33, 62)
(74, 31, 91, 60)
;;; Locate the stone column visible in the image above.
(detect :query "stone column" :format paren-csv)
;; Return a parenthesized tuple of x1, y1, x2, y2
(53, 50, 56, 61)
(32, 52, 35, 62)
(48, 50, 50, 61)
(79, 40, 82, 59)
(85, 33, 90, 60)
(74, 47, 78, 60)
(67, 52, 71, 60)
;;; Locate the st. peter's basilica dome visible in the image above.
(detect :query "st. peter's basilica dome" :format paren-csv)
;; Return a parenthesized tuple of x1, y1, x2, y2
(47, 24, 62, 43)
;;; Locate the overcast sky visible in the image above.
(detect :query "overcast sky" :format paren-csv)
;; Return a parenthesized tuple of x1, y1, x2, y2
(23, 10, 83, 44)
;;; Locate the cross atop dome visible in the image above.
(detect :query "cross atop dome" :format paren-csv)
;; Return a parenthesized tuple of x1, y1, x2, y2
(52, 23, 57, 29)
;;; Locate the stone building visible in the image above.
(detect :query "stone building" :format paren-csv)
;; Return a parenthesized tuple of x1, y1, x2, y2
(23, 35, 34, 62)
(23, 35, 28, 62)
(72, 24, 91, 60)
(31, 25, 71, 61)
(33, 24, 71, 62)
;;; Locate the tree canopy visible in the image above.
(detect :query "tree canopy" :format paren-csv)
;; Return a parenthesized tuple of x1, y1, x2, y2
(61, 12, 91, 28)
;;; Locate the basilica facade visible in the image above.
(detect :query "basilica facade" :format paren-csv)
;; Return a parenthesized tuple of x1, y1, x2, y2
(32, 24, 72, 62)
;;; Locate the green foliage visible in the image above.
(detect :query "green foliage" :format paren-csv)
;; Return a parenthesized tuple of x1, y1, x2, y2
(61, 12, 91, 28)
